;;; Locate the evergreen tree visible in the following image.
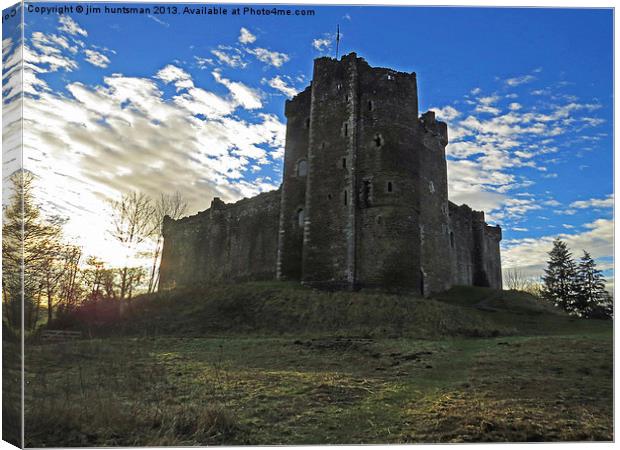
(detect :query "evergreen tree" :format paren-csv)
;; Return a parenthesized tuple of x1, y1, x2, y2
(574, 251, 611, 318)
(589, 291, 613, 320)
(541, 238, 578, 313)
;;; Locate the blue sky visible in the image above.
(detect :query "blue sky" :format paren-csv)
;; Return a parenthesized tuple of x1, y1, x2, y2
(2, 3, 614, 284)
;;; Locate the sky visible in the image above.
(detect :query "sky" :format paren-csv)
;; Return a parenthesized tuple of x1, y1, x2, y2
(1, 3, 614, 287)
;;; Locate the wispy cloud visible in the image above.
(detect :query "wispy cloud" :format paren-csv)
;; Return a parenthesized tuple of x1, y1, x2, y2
(210, 46, 248, 68)
(263, 75, 298, 98)
(212, 69, 263, 109)
(246, 47, 289, 68)
(84, 49, 110, 68)
(569, 194, 613, 210)
(312, 32, 339, 52)
(13, 16, 287, 264)
(58, 16, 88, 37)
(147, 14, 170, 28)
(505, 74, 535, 86)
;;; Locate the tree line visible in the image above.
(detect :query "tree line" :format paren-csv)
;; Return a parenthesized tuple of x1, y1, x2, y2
(504, 238, 612, 319)
(2, 171, 188, 331)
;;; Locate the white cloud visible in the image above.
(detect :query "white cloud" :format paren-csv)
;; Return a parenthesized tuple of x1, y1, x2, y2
(211, 46, 248, 69)
(84, 49, 110, 68)
(212, 70, 262, 109)
(570, 194, 613, 209)
(246, 47, 289, 68)
(312, 37, 331, 51)
(147, 14, 170, 27)
(13, 27, 286, 266)
(447, 159, 510, 214)
(32, 31, 78, 55)
(505, 74, 535, 86)
(25, 36, 79, 74)
(581, 117, 605, 127)
(475, 104, 500, 115)
(478, 95, 499, 105)
(155, 64, 194, 91)
(238, 27, 256, 44)
(431, 105, 460, 121)
(264, 75, 298, 98)
(439, 77, 609, 228)
(58, 16, 88, 37)
(194, 56, 214, 69)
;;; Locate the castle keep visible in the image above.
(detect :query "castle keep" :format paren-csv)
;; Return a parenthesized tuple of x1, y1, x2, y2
(159, 53, 502, 295)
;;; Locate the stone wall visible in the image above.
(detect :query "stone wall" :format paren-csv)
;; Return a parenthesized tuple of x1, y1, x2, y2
(276, 86, 311, 281)
(300, 55, 355, 288)
(482, 225, 503, 289)
(354, 56, 421, 291)
(418, 111, 452, 295)
(448, 202, 502, 289)
(448, 202, 475, 286)
(159, 189, 281, 290)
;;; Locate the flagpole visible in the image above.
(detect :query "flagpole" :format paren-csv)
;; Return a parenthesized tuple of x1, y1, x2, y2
(335, 24, 340, 59)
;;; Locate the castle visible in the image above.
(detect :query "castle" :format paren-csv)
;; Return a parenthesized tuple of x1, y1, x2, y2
(159, 53, 502, 296)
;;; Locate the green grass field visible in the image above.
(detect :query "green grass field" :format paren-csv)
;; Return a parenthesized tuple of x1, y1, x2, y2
(21, 283, 613, 446)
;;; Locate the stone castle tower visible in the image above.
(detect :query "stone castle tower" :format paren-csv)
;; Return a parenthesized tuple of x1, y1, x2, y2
(159, 53, 502, 295)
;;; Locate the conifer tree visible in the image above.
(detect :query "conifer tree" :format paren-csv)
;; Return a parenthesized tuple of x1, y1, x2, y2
(589, 291, 613, 320)
(574, 251, 610, 318)
(541, 238, 578, 312)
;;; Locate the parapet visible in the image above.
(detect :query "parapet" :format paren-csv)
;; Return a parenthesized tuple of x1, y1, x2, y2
(485, 224, 502, 241)
(284, 84, 312, 117)
(419, 110, 448, 146)
(210, 197, 226, 210)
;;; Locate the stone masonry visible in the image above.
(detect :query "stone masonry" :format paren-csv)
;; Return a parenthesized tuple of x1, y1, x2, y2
(159, 53, 502, 295)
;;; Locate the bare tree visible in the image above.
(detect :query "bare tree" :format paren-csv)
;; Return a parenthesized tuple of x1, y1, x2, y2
(147, 192, 187, 293)
(55, 245, 83, 316)
(109, 192, 156, 301)
(2, 171, 65, 330)
(83, 256, 105, 298)
(503, 267, 531, 291)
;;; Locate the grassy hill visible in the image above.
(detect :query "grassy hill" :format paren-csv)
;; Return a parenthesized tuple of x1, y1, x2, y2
(22, 282, 612, 446)
(76, 282, 602, 339)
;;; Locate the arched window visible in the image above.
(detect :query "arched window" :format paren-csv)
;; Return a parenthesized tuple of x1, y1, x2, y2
(297, 159, 308, 177)
(387, 181, 393, 193)
(297, 208, 305, 227)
